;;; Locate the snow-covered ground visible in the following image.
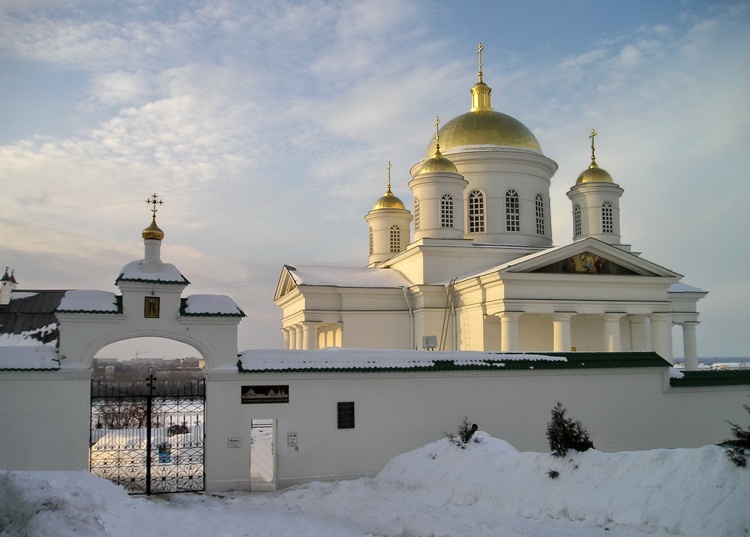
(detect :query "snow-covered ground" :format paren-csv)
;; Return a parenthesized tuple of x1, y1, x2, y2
(1, 433, 748, 537)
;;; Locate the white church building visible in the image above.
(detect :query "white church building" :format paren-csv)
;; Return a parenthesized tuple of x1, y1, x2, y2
(275, 53, 707, 370)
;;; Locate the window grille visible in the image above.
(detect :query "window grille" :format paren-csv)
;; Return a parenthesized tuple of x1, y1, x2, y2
(441, 194, 454, 228)
(390, 225, 401, 253)
(602, 202, 613, 233)
(535, 193, 545, 235)
(574, 204, 582, 237)
(468, 190, 485, 233)
(506, 189, 520, 232)
(369, 227, 373, 255)
(337, 402, 355, 429)
(414, 197, 420, 231)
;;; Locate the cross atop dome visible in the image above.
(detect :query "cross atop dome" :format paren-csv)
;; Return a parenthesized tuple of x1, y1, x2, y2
(477, 43, 484, 83)
(146, 193, 163, 217)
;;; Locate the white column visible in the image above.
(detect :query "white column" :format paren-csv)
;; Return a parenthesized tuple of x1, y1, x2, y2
(282, 328, 290, 350)
(629, 315, 649, 351)
(552, 313, 574, 352)
(499, 312, 522, 352)
(681, 321, 700, 371)
(289, 325, 299, 350)
(335, 325, 343, 347)
(650, 313, 673, 363)
(301, 322, 318, 350)
(603, 313, 624, 352)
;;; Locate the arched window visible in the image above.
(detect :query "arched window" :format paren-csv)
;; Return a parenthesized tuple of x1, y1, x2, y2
(573, 204, 582, 237)
(441, 194, 454, 228)
(468, 190, 485, 233)
(505, 189, 520, 232)
(369, 227, 373, 255)
(535, 193, 545, 235)
(602, 202, 613, 233)
(390, 225, 401, 253)
(414, 197, 420, 231)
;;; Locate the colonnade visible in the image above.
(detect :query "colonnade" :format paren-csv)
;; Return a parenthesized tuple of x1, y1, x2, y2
(282, 322, 343, 350)
(494, 312, 701, 369)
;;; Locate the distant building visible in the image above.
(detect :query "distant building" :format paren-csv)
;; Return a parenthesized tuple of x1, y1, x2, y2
(275, 53, 707, 369)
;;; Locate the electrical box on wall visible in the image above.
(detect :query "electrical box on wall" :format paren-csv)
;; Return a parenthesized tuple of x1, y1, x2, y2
(287, 432, 298, 447)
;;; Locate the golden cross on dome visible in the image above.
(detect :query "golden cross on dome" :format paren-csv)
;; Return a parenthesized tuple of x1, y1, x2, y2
(146, 193, 163, 217)
(435, 116, 441, 150)
(387, 161, 392, 192)
(589, 129, 598, 164)
(477, 43, 484, 82)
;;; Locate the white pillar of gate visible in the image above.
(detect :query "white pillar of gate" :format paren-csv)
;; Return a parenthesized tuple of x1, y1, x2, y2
(552, 313, 574, 352)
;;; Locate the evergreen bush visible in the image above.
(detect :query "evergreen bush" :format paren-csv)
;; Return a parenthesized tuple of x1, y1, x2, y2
(724, 397, 750, 468)
(546, 402, 593, 457)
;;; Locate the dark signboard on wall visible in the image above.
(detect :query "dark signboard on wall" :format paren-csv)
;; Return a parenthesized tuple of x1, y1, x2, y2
(241, 385, 289, 404)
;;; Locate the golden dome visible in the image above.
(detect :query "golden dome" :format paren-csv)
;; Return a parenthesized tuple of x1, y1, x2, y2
(373, 187, 406, 210)
(142, 217, 165, 240)
(415, 147, 459, 176)
(576, 162, 613, 184)
(424, 79, 542, 156)
(576, 129, 613, 184)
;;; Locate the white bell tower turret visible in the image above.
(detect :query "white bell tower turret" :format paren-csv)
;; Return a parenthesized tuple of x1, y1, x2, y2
(409, 117, 468, 241)
(0, 268, 18, 306)
(567, 130, 624, 246)
(365, 163, 413, 266)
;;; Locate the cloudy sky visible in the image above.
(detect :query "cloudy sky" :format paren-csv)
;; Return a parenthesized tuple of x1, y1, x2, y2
(1, 0, 748, 358)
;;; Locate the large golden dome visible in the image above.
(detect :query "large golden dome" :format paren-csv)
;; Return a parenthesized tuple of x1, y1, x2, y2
(424, 79, 542, 157)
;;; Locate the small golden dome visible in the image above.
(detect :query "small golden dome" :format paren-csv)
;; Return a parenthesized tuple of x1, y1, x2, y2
(373, 188, 406, 210)
(576, 129, 613, 184)
(416, 147, 459, 176)
(576, 162, 613, 184)
(142, 217, 165, 240)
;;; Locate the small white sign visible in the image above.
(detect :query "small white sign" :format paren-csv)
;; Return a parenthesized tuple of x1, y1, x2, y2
(288, 432, 298, 447)
(227, 437, 242, 448)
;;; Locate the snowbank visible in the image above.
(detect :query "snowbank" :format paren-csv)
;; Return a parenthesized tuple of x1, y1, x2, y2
(1, 434, 748, 537)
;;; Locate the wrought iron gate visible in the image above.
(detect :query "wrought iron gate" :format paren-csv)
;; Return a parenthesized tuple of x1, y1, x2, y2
(90, 375, 205, 495)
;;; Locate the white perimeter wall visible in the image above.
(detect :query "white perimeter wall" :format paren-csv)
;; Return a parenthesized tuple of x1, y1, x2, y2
(1, 362, 747, 494)
(204, 365, 750, 492)
(0, 368, 91, 471)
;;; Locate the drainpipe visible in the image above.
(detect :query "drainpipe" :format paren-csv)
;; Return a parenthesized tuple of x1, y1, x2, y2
(402, 287, 414, 350)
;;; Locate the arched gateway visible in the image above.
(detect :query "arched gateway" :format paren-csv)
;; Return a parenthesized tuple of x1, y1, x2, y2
(55, 200, 244, 494)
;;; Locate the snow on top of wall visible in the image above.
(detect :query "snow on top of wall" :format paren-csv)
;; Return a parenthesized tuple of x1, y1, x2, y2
(238, 348, 565, 371)
(57, 290, 119, 313)
(287, 265, 412, 288)
(669, 282, 706, 293)
(0, 324, 58, 347)
(117, 260, 189, 284)
(183, 294, 244, 316)
(0, 346, 59, 370)
(9, 292, 38, 300)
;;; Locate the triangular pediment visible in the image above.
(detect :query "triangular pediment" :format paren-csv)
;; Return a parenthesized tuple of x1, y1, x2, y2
(497, 238, 681, 278)
(531, 251, 639, 275)
(274, 265, 298, 301)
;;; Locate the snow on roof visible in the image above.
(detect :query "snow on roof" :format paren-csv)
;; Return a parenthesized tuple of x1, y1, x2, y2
(116, 260, 189, 285)
(0, 323, 58, 346)
(57, 290, 120, 313)
(0, 346, 59, 370)
(238, 348, 565, 372)
(668, 282, 707, 293)
(287, 265, 413, 288)
(182, 294, 244, 316)
(9, 292, 39, 300)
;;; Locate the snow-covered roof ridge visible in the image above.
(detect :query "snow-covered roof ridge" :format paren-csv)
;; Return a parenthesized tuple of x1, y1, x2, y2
(0, 346, 60, 370)
(57, 290, 121, 314)
(668, 282, 707, 294)
(287, 265, 413, 288)
(181, 294, 245, 317)
(116, 260, 190, 285)
(238, 348, 566, 372)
